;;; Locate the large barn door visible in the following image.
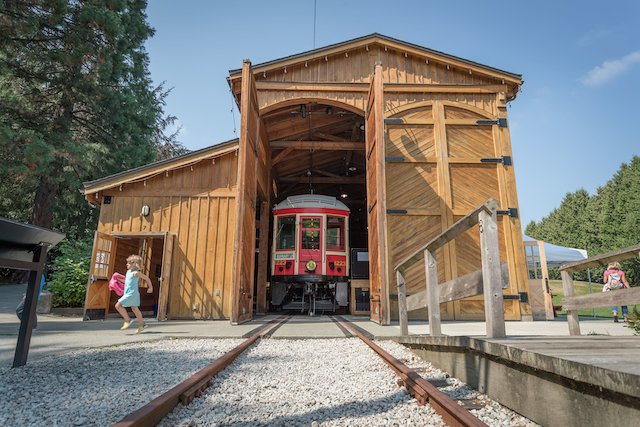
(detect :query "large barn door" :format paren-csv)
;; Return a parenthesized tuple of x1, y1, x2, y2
(83, 232, 117, 320)
(232, 60, 260, 324)
(365, 62, 389, 324)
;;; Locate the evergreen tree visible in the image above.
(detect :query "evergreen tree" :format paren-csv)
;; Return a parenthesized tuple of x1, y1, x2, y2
(0, 0, 159, 237)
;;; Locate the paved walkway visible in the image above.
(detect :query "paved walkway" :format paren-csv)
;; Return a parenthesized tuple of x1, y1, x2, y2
(1, 283, 635, 368)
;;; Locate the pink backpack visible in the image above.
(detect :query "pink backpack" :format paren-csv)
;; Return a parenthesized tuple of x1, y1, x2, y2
(109, 273, 125, 296)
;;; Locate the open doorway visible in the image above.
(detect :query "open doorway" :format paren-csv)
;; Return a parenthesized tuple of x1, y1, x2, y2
(85, 232, 173, 320)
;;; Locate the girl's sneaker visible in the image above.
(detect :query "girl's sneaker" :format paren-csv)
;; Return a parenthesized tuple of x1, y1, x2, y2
(120, 320, 133, 330)
(136, 323, 148, 334)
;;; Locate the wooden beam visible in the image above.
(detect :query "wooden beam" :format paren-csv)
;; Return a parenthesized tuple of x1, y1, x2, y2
(270, 141, 364, 151)
(479, 209, 506, 338)
(562, 287, 640, 311)
(279, 176, 365, 184)
(406, 262, 509, 311)
(254, 81, 510, 94)
(425, 249, 442, 337)
(314, 131, 345, 142)
(256, 201, 270, 314)
(271, 146, 294, 165)
(558, 244, 640, 273)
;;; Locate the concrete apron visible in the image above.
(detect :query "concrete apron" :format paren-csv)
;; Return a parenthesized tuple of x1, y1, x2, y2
(396, 336, 640, 427)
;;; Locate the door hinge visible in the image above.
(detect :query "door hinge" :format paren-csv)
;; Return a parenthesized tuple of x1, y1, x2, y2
(386, 209, 407, 214)
(496, 208, 518, 218)
(476, 118, 508, 127)
(384, 118, 404, 124)
(385, 157, 405, 162)
(480, 155, 512, 166)
(503, 292, 529, 303)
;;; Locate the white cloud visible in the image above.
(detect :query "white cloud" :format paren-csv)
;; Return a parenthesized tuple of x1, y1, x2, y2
(580, 50, 640, 86)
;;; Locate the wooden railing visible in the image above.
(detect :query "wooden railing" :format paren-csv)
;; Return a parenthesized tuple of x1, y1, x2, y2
(395, 198, 507, 338)
(558, 244, 640, 335)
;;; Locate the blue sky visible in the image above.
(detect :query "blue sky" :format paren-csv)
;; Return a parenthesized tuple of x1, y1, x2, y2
(145, 1, 639, 229)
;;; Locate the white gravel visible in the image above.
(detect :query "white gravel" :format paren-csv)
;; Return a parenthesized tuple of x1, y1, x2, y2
(0, 338, 244, 426)
(0, 337, 539, 426)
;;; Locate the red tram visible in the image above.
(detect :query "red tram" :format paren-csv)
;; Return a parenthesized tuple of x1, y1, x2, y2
(271, 195, 350, 314)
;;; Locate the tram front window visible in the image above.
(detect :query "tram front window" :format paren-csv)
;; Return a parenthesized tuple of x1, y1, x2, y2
(276, 216, 295, 250)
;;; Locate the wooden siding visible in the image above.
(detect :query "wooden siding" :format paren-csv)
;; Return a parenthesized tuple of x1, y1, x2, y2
(96, 152, 238, 319)
(253, 46, 508, 117)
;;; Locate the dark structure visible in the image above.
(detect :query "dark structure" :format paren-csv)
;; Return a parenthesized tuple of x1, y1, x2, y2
(0, 217, 64, 367)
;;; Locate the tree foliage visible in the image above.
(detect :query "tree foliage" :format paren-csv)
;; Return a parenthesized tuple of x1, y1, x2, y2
(0, 0, 186, 241)
(526, 156, 640, 284)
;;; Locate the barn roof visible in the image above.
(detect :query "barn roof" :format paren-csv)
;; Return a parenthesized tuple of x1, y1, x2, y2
(82, 138, 239, 196)
(228, 33, 522, 85)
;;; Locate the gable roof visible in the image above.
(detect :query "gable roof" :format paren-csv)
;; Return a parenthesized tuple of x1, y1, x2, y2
(228, 33, 522, 85)
(82, 138, 239, 196)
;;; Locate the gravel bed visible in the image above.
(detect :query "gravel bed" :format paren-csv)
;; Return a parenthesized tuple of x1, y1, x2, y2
(0, 338, 244, 426)
(162, 338, 445, 426)
(375, 340, 539, 427)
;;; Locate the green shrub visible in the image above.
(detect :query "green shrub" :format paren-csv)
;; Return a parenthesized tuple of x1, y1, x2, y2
(48, 238, 92, 307)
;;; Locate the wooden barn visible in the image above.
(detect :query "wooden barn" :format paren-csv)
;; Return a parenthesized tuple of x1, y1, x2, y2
(82, 34, 532, 324)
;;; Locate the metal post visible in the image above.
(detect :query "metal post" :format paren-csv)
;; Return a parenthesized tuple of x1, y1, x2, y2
(13, 244, 46, 368)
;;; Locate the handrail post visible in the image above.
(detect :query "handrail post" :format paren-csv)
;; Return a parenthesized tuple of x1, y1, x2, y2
(396, 270, 408, 336)
(561, 270, 581, 336)
(479, 209, 505, 338)
(425, 249, 442, 336)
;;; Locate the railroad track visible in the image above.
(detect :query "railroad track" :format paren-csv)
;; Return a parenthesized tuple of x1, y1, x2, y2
(114, 315, 489, 427)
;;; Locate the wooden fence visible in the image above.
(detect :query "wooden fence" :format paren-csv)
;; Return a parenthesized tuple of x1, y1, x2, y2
(395, 198, 507, 338)
(558, 244, 640, 335)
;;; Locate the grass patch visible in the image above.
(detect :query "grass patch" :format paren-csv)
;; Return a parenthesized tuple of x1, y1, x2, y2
(549, 280, 640, 318)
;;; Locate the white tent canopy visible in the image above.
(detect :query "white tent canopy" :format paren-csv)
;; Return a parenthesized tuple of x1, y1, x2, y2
(523, 235, 588, 268)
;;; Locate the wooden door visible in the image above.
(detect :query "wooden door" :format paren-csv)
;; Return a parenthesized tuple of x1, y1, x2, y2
(298, 216, 322, 274)
(232, 60, 260, 324)
(365, 62, 389, 324)
(157, 232, 174, 321)
(84, 232, 117, 319)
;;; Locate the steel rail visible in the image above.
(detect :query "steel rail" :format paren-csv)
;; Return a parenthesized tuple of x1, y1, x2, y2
(113, 315, 290, 427)
(334, 316, 487, 427)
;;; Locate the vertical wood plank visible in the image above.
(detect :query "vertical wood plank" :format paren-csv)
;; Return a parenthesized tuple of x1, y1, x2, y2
(479, 209, 506, 338)
(397, 270, 408, 336)
(425, 249, 442, 336)
(561, 270, 581, 335)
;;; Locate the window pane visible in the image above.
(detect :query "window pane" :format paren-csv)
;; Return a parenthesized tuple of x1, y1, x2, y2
(276, 217, 295, 250)
(533, 246, 539, 256)
(327, 217, 344, 250)
(302, 230, 320, 249)
(302, 218, 320, 228)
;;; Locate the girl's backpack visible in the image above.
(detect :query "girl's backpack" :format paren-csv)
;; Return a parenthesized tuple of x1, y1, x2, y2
(607, 270, 623, 290)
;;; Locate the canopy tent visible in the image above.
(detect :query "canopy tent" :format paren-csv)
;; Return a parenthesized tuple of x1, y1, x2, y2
(523, 235, 588, 267)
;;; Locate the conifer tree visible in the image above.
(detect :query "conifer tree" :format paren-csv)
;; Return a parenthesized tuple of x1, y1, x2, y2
(0, 0, 162, 236)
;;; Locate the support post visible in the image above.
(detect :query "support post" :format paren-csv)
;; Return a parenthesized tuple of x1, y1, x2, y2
(256, 201, 270, 314)
(13, 244, 46, 368)
(561, 270, 581, 336)
(424, 249, 442, 336)
(479, 209, 505, 338)
(396, 270, 408, 336)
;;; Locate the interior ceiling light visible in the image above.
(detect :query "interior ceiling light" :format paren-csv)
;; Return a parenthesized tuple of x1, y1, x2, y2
(348, 166, 357, 171)
(341, 193, 348, 199)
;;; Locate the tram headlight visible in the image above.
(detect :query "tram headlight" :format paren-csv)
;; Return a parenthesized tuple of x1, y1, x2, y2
(305, 259, 317, 272)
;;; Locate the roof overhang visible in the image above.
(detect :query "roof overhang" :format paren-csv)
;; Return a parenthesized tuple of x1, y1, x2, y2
(82, 138, 239, 200)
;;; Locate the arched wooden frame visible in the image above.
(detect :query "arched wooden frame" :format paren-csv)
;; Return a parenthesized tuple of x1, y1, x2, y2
(259, 96, 365, 117)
